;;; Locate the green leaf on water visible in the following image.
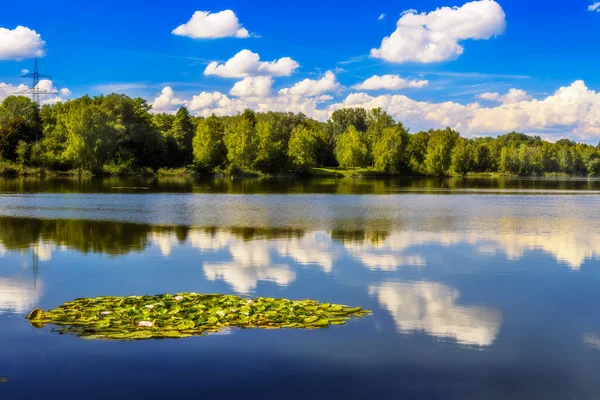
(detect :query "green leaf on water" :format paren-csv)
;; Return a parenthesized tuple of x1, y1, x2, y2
(25, 293, 371, 341)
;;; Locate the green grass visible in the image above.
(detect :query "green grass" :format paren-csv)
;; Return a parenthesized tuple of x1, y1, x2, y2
(309, 167, 377, 178)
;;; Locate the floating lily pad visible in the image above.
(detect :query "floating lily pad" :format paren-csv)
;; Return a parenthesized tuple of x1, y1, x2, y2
(26, 293, 370, 340)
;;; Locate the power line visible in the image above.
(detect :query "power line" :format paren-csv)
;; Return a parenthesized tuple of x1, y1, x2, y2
(14, 58, 58, 104)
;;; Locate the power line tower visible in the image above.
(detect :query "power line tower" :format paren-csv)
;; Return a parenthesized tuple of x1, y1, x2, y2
(14, 58, 58, 104)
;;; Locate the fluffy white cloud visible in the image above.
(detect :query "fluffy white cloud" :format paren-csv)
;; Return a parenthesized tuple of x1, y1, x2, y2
(477, 91, 499, 101)
(172, 10, 249, 39)
(371, 0, 506, 63)
(0, 80, 70, 104)
(35, 80, 72, 104)
(151, 80, 600, 141)
(352, 74, 429, 90)
(330, 91, 477, 132)
(0, 82, 28, 102)
(588, 2, 600, 11)
(469, 81, 600, 137)
(189, 91, 229, 110)
(0, 26, 45, 61)
(378, 13, 386, 20)
(151, 86, 186, 112)
(230, 76, 273, 97)
(204, 49, 299, 78)
(497, 88, 532, 104)
(331, 81, 600, 139)
(478, 88, 532, 104)
(278, 71, 340, 97)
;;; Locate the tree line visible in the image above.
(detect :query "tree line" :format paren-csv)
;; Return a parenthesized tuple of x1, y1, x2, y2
(1, 93, 600, 176)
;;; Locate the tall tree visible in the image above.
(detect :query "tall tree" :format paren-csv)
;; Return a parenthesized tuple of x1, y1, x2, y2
(193, 114, 226, 171)
(288, 126, 319, 172)
(451, 138, 474, 177)
(62, 102, 117, 171)
(168, 107, 195, 164)
(372, 124, 409, 173)
(224, 111, 258, 171)
(424, 128, 459, 176)
(335, 126, 370, 168)
(406, 131, 430, 172)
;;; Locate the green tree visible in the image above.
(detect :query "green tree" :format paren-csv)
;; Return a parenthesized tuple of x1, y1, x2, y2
(288, 126, 319, 172)
(193, 114, 226, 171)
(372, 124, 408, 173)
(424, 128, 459, 176)
(0, 117, 30, 161)
(406, 131, 430, 172)
(224, 112, 258, 171)
(329, 108, 368, 141)
(0, 96, 42, 141)
(472, 140, 493, 172)
(166, 107, 195, 165)
(451, 138, 474, 176)
(62, 101, 117, 171)
(335, 126, 370, 169)
(557, 146, 574, 174)
(500, 146, 520, 174)
(16, 141, 31, 165)
(254, 112, 299, 173)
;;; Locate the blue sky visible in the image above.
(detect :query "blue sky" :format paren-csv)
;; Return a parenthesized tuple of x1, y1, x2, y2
(1, 0, 600, 140)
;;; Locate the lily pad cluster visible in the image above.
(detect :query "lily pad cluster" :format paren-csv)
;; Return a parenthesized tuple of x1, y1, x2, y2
(26, 293, 370, 340)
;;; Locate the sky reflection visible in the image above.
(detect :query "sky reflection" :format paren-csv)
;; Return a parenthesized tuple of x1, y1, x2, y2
(369, 281, 502, 346)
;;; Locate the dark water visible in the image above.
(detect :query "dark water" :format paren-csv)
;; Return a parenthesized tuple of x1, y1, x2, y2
(2, 177, 600, 399)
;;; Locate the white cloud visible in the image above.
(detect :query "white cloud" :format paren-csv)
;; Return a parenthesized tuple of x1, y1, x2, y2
(378, 13, 386, 20)
(469, 81, 600, 137)
(151, 86, 186, 112)
(150, 80, 600, 141)
(0, 26, 45, 61)
(331, 81, 600, 140)
(497, 88, 532, 104)
(370, 281, 502, 346)
(21, 69, 29, 74)
(172, 10, 250, 39)
(230, 76, 273, 98)
(204, 49, 299, 78)
(478, 88, 532, 104)
(0, 80, 70, 104)
(352, 74, 429, 90)
(189, 91, 229, 110)
(278, 71, 340, 97)
(0, 82, 29, 102)
(371, 0, 506, 63)
(588, 2, 600, 11)
(330, 91, 477, 132)
(477, 91, 499, 101)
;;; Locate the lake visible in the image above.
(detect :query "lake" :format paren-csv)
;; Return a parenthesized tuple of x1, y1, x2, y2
(2, 176, 600, 399)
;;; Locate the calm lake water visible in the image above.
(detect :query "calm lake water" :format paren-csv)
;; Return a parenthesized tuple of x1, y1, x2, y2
(2, 177, 600, 399)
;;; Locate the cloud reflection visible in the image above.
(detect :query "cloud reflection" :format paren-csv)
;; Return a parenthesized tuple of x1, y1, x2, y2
(203, 239, 295, 293)
(2, 215, 599, 273)
(369, 281, 502, 346)
(0, 278, 43, 314)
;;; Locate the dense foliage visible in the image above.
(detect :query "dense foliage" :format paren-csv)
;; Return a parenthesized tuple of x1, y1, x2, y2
(26, 293, 371, 340)
(2, 94, 600, 176)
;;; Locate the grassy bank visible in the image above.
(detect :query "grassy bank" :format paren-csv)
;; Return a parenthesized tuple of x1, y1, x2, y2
(1, 161, 594, 180)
